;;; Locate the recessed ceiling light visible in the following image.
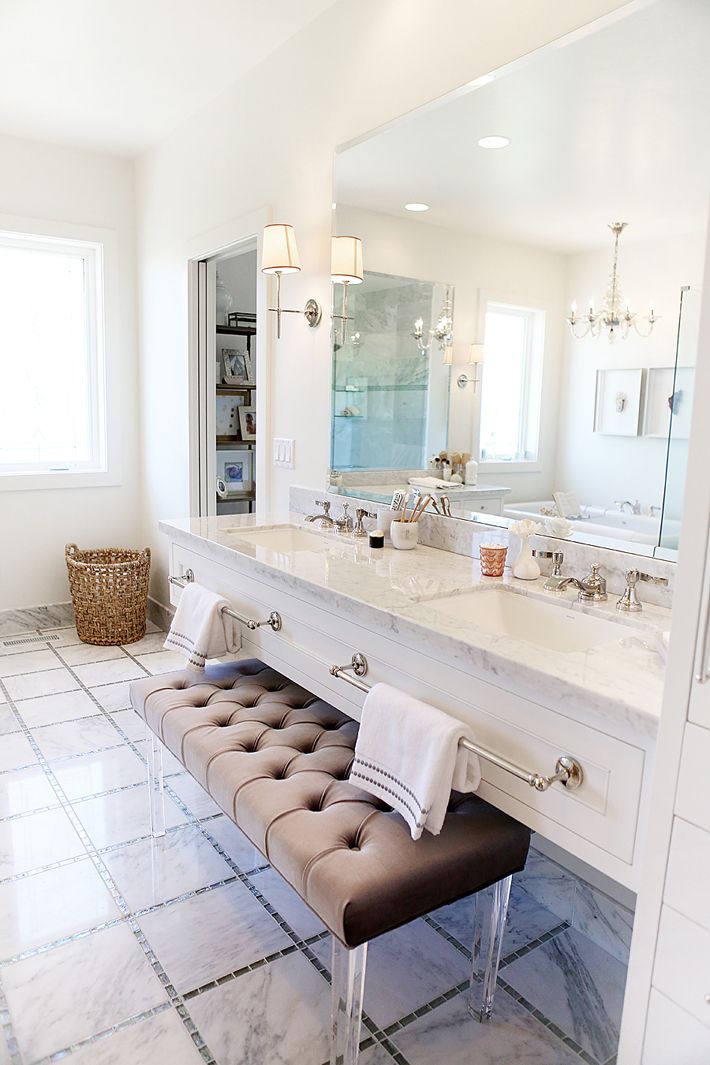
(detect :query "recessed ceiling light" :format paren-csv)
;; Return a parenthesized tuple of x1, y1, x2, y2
(477, 135, 511, 149)
(469, 73, 495, 88)
(405, 202, 430, 212)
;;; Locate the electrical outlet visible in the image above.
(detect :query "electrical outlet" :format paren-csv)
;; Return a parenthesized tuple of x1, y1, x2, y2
(273, 437, 295, 469)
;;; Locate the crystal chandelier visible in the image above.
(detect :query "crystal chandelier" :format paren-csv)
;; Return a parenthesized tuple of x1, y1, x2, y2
(412, 286, 454, 354)
(566, 222, 660, 342)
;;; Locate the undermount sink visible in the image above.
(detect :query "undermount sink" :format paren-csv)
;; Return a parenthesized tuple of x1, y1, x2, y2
(226, 524, 334, 553)
(424, 587, 633, 654)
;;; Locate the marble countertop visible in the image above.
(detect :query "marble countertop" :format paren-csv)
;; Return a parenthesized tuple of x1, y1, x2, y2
(341, 482, 512, 503)
(160, 514, 669, 739)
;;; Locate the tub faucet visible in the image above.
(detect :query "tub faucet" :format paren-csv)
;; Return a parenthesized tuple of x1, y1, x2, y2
(557, 563, 608, 603)
(304, 500, 335, 528)
(615, 499, 641, 515)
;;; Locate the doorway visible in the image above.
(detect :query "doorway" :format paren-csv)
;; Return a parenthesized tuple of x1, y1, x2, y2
(190, 221, 268, 520)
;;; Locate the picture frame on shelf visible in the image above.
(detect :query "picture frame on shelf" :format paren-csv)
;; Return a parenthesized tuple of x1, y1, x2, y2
(593, 368, 643, 436)
(643, 366, 694, 439)
(221, 346, 254, 386)
(219, 450, 253, 493)
(238, 405, 256, 441)
(216, 389, 249, 443)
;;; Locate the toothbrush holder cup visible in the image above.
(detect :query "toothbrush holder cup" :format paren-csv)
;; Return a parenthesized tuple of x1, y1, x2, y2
(390, 519, 419, 550)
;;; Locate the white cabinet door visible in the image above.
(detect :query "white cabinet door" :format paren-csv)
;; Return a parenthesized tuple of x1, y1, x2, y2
(689, 523, 710, 732)
(652, 906, 710, 1030)
(643, 990, 710, 1064)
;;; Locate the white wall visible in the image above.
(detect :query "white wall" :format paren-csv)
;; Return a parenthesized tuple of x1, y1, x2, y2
(336, 204, 568, 500)
(0, 134, 139, 611)
(555, 232, 706, 510)
(135, 0, 636, 603)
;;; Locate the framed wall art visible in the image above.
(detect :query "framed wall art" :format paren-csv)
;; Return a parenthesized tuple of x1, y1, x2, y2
(593, 368, 643, 436)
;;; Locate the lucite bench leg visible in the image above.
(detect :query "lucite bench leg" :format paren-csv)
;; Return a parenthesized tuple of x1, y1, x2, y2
(146, 726, 166, 838)
(468, 874, 512, 1022)
(330, 938, 367, 1065)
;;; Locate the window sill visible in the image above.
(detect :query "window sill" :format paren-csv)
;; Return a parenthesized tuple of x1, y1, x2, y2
(479, 462, 543, 475)
(0, 469, 122, 492)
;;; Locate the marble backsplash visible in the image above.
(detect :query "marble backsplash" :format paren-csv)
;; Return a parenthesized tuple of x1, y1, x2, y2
(290, 485, 675, 608)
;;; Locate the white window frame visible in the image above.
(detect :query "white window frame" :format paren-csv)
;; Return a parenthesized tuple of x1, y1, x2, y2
(478, 299, 546, 473)
(0, 215, 120, 492)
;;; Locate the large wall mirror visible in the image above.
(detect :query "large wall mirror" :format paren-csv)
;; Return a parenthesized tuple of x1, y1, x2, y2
(329, 0, 710, 561)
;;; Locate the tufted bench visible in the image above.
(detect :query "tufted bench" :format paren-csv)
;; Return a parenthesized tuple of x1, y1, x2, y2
(130, 659, 531, 1065)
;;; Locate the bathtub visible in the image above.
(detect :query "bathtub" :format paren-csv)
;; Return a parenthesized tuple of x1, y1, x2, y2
(503, 500, 679, 547)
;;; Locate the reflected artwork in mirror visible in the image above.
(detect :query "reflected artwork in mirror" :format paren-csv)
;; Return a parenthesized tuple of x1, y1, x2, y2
(329, 0, 710, 560)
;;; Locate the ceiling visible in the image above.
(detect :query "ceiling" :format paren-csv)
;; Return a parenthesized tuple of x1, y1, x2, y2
(0, 0, 339, 155)
(335, 0, 710, 252)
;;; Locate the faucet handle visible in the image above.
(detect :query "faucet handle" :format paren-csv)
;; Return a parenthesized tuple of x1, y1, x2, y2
(315, 499, 331, 515)
(616, 568, 669, 613)
(353, 508, 376, 538)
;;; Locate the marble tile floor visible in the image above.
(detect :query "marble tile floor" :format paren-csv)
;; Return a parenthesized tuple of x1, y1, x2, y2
(0, 617, 630, 1065)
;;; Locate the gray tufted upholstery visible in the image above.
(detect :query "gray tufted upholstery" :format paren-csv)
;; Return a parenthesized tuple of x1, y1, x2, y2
(131, 659, 531, 948)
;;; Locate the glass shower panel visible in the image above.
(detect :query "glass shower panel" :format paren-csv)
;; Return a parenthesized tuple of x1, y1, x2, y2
(331, 271, 451, 471)
(659, 286, 699, 553)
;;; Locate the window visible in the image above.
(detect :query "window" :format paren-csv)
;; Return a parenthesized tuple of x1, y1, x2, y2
(479, 301, 545, 464)
(0, 231, 106, 479)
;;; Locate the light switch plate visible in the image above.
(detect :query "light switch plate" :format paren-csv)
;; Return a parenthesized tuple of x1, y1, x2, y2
(273, 437, 295, 469)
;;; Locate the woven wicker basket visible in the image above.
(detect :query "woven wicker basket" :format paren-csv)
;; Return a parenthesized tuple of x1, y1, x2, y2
(65, 544, 151, 646)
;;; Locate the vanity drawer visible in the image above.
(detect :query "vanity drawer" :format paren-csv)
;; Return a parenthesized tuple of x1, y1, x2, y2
(664, 817, 710, 933)
(470, 499, 502, 515)
(675, 724, 710, 834)
(168, 540, 645, 880)
(643, 989, 710, 1064)
(653, 905, 710, 1030)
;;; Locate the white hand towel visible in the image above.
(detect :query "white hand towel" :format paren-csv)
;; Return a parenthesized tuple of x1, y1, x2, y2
(164, 582, 241, 672)
(408, 476, 465, 490)
(350, 683, 481, 840)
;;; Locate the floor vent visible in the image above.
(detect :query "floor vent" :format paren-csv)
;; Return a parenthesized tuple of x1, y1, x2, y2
(0, 634, 60, 651)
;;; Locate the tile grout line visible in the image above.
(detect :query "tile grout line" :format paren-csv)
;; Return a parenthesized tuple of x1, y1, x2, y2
(27, 641, 389, 1055)
(0, 672, 220, 1065)
(4, 630, 615, 1065)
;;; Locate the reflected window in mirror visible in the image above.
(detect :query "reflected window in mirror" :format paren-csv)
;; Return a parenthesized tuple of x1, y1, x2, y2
(479, 303, 545, 466)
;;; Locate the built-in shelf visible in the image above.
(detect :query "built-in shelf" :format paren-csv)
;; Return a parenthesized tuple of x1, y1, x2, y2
(216, 324, 256, 337)
(217, 385, 256, 393)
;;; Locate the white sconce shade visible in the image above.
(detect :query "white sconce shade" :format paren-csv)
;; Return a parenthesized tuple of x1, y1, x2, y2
(261, 224, 301, 274)
(468, 342, 485, 364)
(331, 236, 364, 284)
(442, 345, 454, 365)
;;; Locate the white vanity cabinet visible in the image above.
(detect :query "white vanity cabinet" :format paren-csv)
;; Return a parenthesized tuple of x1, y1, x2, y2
(166, 529, 655, 892)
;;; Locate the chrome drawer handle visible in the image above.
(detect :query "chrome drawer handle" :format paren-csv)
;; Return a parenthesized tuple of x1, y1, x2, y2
(330, 653, 584, 793)
(167, 570, 282, 632)
(168, 568, 194, 588)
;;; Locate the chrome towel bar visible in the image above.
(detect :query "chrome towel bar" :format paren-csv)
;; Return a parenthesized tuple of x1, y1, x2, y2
(168, 570, 282, 632)
(330, 654, 583, 793)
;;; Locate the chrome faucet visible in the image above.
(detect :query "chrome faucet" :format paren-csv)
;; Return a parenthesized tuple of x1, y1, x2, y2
(333, 503, 353, 535)
(614, 499, 641, 515)
(557, 563, 608, 603)
(304, 500, 336, 528)
(533, 550, 566, 592)
(353, 508, 376, 538)
(616, 568, 669, 612)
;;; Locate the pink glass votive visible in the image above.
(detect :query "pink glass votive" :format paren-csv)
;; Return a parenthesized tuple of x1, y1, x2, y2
(480, 544, 508, 577)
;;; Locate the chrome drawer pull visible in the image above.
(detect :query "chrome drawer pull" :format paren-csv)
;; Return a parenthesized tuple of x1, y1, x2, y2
(167, 570, 282, 632)
(330, 653, 584, 793)
(168, 568, 195, 588)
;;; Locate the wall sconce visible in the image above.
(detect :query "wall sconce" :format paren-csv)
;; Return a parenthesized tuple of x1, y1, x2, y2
(412, 286, 454, 355)
(457, 343, 485, 390)
(331, 235, 364, 344)
(261, 224, 322, 339)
